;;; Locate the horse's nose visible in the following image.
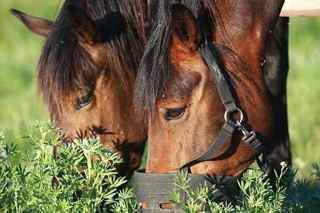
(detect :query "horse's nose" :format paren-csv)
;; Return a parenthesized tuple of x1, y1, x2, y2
(62, 136, 72, 144)
(99, 134, 119, 150)
(91, 126, 114, 135)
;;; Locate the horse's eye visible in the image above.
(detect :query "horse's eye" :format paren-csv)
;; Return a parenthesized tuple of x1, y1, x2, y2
(76, 90, 94, 110)
(164, 107, 186, 121)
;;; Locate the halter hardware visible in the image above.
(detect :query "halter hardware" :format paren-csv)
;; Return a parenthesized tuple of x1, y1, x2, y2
(223, 107, 257, 144)
(224, 107, 244, 124)
(236, 121, 258, 145)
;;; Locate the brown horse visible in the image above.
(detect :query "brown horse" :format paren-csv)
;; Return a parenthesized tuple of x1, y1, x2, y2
(11, 0, 148, 176)
(135, 0, 288, 176)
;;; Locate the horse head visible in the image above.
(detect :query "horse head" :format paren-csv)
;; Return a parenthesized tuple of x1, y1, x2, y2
(11, 0, 148, 176)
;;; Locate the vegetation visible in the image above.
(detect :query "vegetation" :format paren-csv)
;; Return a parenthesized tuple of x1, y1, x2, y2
(288, 17, 320, 175)
(1, 123, 319, 212)
(0, 123, 138, 212)
(0, 0, 59, 143)
(171, 165, 320, 212)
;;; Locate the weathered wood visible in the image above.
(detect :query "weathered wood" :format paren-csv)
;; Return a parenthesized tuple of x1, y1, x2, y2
(281, 0, 320, 17)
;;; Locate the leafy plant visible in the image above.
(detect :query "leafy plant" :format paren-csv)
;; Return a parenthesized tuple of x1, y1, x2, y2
(1, 123, 320, 212)
(0, 123, 137, 213)
(171, 163, 320, 213)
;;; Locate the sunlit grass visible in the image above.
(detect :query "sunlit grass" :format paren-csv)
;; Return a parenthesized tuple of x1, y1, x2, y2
(288, 18, 320, 176)
(0, 1, 61, 142)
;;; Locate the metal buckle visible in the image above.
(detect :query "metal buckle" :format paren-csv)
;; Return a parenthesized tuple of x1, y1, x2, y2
(224, 107, 244, 124)
(224, 107, 257, 144)
(236, 121, 257, 144)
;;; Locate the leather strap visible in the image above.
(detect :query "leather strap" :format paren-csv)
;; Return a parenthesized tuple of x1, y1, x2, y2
(200, 41, 239, 113)
(179, 122, 236, 170)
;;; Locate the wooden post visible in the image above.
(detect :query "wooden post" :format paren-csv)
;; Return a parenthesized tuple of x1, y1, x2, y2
(281, 0, 320, 17)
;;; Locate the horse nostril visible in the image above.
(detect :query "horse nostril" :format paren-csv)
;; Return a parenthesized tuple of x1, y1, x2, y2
(62, 137, 72, 144)
(92, 126, 114, 135)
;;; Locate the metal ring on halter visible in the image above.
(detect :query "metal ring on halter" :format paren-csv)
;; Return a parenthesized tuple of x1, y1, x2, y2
(224, 107, 244, 124)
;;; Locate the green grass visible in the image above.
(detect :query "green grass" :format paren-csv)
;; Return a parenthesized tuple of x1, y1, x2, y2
(288, 18, 320, 175)
(0, 0, 60, 142)
(0, 1, 319, 177)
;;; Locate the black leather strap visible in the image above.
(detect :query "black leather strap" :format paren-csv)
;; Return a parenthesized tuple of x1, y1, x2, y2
(179, 122, 236, 170)
(200, 41, 239, 113)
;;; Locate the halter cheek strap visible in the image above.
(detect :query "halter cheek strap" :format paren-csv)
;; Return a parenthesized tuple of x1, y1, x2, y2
(179, 40, 266, 171)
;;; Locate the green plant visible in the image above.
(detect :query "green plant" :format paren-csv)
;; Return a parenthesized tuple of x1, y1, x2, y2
(0, 123, 138, 213)
(171, 163, 320, 213)
(1, 123, 320, 212)
(170, 171, 214, 213)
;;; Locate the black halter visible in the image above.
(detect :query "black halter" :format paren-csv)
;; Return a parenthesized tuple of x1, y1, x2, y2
(131, 39, 268, 212)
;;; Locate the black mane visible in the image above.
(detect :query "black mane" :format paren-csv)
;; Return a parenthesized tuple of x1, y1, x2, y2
(38, 0, 146, 117)
(134, 0, 214, 113)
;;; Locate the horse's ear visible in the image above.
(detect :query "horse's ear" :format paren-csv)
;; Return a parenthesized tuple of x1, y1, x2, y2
(10, 9, 53, 37)
(66, 5, 97, 45)
(170, 4, 201, 52)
